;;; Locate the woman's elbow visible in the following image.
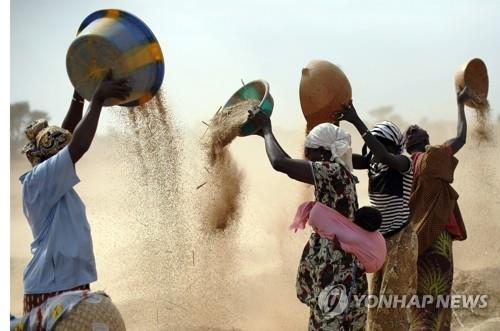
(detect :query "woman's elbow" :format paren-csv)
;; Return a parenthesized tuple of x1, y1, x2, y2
(454, 136, 467, 151)
(270, 158, 286, 172)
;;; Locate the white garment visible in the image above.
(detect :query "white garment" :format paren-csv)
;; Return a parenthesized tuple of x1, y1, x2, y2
(304, 123, 353, 171)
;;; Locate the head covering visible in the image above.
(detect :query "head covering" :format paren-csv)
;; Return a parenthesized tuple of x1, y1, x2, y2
(304, 123, 353, 171)
(369, 121, 404, 154)
(360, 121, 405, 175)
(22, 119, 72, 166)
(404, 125, 429, 152)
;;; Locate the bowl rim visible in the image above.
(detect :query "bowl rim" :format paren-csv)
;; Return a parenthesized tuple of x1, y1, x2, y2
(223, 79, 272, 109)
(72, 9, 165, 107)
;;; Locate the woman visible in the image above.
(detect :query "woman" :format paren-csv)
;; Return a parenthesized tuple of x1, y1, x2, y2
(250, 109, 370, 331)
(405, 87, 470, 330)
(20, 70, 130, 314)
(337, 102, 417, 331)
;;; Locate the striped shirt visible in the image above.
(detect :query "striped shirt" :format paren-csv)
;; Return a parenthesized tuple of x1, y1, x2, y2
(368, 158, 413, 237)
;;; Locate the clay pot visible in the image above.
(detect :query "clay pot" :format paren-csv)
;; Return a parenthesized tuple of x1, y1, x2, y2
(455, 58, 488, 109)
(299, 60, 352, 131)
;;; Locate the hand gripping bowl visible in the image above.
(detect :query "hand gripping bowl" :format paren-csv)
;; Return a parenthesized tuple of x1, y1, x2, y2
(66, 9, 164, 107)
(300, 60, 352, 132)
(222, 80, 274, 136)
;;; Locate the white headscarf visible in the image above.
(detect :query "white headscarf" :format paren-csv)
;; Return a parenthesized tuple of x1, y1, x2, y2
(304, 123, 353, 172)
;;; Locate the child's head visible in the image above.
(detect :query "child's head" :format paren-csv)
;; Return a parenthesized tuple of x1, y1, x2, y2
(354, 206, 382, 232)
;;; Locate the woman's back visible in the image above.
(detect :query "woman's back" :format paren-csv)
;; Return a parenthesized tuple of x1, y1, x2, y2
(312, 161, 358, 219)
(296, 160, 367, 330)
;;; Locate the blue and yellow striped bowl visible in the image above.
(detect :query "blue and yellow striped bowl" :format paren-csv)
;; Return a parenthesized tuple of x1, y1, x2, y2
(66, 9, 164, 107)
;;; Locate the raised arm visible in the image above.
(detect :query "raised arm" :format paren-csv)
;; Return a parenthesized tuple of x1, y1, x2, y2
(249, 109, 314, 184)
(61, 90, 85, 133)
(445, 86, 469, 154)
(352, 153, 370, 170)
(68, 71, 130, 163)
(337, 101, 410, 173)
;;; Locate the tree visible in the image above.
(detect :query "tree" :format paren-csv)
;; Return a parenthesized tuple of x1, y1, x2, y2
(10, 102, 50, 152)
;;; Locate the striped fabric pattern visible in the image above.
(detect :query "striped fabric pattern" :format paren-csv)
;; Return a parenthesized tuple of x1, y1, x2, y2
(368, 162, 413, 235)
(367, 121, 413, 236)
(370, 121, 404, 154)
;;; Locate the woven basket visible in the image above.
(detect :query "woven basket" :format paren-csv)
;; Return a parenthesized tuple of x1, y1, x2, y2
(54, 295, 126, 331)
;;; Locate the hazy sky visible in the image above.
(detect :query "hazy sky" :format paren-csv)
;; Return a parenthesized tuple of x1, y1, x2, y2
(10, 0, 500, 132)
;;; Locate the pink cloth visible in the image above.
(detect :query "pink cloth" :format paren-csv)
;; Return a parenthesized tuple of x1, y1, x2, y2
(291, 201, 387, 273)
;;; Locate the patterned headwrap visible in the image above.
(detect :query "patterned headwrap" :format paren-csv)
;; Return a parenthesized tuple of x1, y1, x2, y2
(369, 121, 404, 154)
(404, 125, 430, 152)
(21, 119, 72, 166)
(304, 123, 353, 172)
(361, 121, 405, 174)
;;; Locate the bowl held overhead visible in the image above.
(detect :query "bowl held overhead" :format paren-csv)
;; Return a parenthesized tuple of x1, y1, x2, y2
(455, 58, 489, 110)
(223, 80, 274, 136)
(300, 60, 352, 131)
(66, 9, 165, 107)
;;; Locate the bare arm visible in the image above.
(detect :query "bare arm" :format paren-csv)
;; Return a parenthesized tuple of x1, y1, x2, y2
(68, 100, 104, 163)
(250, 109, 314, 184)
(352, 153, 370, 170)
(445, 87, 469, 154)
(261, 126, 314, 184)
(256, 129, 291, 158)
(276, 136, 292, 158)
(68, 71, 130, 163)
(61, 90, 85, 133)
(338, 102, 410, 173)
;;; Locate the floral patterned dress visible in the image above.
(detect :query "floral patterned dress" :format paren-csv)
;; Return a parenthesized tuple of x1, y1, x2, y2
(296, 161, 368, 331)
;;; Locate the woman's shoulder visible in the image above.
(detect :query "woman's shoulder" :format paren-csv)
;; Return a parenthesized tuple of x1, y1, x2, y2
(312, 161, 356, 191)
(311, 161, 344, 175)
(422, 144, 456, 164)
(313, 161, 354, 183)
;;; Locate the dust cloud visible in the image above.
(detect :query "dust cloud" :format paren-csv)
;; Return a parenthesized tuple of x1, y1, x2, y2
(10, 99, 500, 330)
(472, 104, 493, 143)
(198, 99, 259, 232)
